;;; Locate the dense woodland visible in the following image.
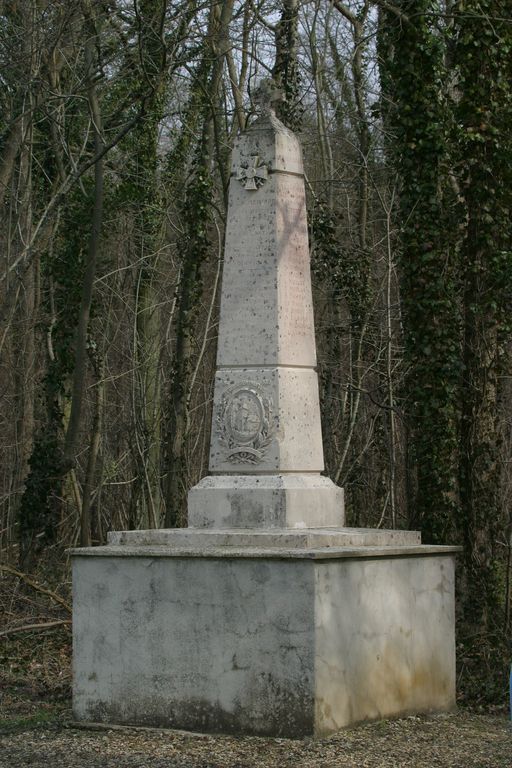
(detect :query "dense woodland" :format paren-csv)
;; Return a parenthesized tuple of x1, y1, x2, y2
(0, 0, 511, 703)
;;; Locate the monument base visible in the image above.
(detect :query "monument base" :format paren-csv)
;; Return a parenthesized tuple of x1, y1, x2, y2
(71, 533, 458, 737)
(188, 474, 345, 528)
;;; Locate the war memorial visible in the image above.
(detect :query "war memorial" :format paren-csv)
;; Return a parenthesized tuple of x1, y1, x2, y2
(71, 82, 458, 737)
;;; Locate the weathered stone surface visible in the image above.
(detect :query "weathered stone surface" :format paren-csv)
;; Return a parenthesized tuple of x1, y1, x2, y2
(218, 128, 315, 368)
(314, 555, 457, 732)
(73, 555, 316, 737)
(188, 475, 344, 529)
(72, 550, 457, 736)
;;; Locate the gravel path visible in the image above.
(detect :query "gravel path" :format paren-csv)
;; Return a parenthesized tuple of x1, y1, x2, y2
(1, 712, 511, 768)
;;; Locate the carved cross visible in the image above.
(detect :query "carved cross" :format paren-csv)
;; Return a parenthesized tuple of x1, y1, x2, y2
(236, 155, 268, 191)
(253, 78, 285, 115)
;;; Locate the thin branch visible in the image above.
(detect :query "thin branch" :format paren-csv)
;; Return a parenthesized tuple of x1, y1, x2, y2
(330, 0, 358, 27)
(0, 104, 152, 285)
(372, 0, 410, 24)
(0, 619, 71, 638)
(0, 564, 71, 613)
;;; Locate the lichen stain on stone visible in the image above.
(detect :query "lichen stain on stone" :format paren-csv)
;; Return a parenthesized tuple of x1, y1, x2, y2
(82, 688, 315, 738)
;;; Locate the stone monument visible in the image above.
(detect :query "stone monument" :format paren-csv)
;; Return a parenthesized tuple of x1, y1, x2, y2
(71, 80, 459, 737)
(188, 79, 343, 532)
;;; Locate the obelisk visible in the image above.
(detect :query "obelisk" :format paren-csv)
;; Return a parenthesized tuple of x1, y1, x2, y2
(188, 80, 344, 529)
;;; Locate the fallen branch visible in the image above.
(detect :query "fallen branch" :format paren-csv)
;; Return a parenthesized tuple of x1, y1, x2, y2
(0, 564, 71, 613)
(0, 619, 71, 638)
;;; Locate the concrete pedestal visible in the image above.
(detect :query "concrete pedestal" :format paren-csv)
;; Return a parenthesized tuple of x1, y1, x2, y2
(72, 532, 458, 737)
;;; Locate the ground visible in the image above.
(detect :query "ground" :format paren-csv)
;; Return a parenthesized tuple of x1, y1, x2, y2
(1, 679, 511, 768)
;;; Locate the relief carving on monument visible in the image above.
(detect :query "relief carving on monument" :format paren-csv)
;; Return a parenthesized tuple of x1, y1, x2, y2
(216, 383, 276, 463)
(236, 155, 269, 191)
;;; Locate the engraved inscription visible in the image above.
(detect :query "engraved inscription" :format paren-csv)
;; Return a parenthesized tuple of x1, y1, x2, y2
(280, 271, 311, 335)
(216, 383, 276, 463)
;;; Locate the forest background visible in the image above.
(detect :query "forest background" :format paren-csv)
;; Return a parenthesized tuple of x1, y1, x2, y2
(0, 0, 511, 708)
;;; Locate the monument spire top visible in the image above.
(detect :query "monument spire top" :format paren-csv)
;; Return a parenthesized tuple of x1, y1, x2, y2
(253, 77, 285, 115)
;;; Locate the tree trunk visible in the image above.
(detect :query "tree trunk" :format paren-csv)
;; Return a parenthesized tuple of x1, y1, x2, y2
(377, 0, 460, 542)
(455, 0, 512, 633)
(63, 12, 104, 470)
(130, 0, 167, 529)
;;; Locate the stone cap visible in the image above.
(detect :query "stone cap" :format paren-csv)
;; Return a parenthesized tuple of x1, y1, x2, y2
(70, 543, 462, 561)
(232, 116, 303, 176)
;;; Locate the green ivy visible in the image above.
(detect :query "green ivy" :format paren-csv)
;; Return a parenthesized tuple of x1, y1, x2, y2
(453, 0, 512, 633)
(272, 0, 304, 131)
(18, 180, 96, 562)
(378, 1, 462, 542)
(310, 201, 371, 322)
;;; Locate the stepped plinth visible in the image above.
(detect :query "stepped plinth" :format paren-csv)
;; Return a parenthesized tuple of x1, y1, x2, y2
(71, 80, 458, 737)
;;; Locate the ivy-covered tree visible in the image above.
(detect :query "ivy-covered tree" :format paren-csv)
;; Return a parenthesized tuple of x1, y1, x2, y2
(453, 0, 512, 637)
(272, 0, 303, 131)
(378, 0, 512, 699)
(377, 0, 461, 542)
(121, 0, 168, 530)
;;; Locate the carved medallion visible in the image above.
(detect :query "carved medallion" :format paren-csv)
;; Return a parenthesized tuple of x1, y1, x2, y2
(236, 155, 268, 191)
(216, 383, 276, 463)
